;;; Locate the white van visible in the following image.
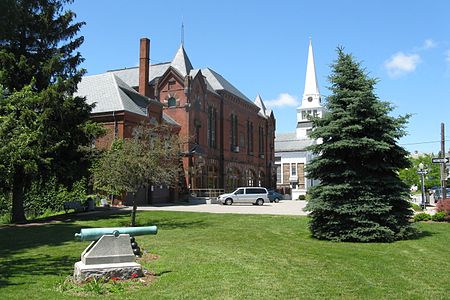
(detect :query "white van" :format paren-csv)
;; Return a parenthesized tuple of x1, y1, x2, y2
(217, 187, 269, 205)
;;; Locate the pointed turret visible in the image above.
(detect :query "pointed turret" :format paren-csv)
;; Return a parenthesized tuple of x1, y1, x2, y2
(171, 44, 193, 76)
(296, 37, 324, 139)
(254, 94, 267, 117)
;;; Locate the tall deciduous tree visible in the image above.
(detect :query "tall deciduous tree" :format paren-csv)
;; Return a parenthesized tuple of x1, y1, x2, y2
(0, 0, 96, 223)
(305, 48, 415, 242)
(399, 154, 441, 190)
(93, 124, 182, 226)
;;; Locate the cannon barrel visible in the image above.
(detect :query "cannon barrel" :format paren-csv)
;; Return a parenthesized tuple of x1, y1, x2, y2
(74, 226, 158, 241)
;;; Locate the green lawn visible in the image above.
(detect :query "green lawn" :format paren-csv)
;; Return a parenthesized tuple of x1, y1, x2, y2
(1, 211, 449, 299)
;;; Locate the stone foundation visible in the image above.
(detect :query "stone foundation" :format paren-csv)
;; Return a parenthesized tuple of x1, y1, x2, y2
(73, 261, 143, 282)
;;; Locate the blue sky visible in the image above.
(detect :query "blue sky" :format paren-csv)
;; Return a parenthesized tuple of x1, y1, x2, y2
(70, 0, 450, 154)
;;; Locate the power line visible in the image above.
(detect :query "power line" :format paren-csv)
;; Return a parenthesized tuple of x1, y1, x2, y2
(400, 139, 450, 146)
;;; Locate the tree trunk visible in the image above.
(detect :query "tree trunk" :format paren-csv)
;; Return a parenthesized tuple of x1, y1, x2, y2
(130, 193, 137, 226)
(11, 169, 27, 224)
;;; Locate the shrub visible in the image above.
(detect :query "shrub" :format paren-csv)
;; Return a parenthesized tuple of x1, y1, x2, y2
(305, 193, 312, 201)
(432, 212, 446, 222)
(24, 177, 88, 218)
(436, 198, 450, 215)
(409, 202, 423, 212)
(298, 195, 306, 200)
(414, 213, 431, 222)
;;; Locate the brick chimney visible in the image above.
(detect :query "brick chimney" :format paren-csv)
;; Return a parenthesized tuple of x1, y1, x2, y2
(139, 37, 150, 97)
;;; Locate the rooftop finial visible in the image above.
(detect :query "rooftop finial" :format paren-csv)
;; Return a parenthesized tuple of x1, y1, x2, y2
(181, 19, 185, 46)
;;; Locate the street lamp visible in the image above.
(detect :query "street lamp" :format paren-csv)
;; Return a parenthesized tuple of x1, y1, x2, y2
(418, 163, 427, 210)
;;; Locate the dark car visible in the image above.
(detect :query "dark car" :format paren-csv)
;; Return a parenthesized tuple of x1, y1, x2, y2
(268, 190, 284, 203)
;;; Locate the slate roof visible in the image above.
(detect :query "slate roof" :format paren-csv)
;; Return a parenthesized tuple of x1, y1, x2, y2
(80, 44, 263, 121)
(162, 113, 180, 126)
(110, 65, 254, 105)
(171, 45, 193, 76)
(109, 62, 171, 87)
(76, 72, 180, 126)
(76, 73, 151, 116)
(275, 132, 314, 152)
(200, 68, 253, 104)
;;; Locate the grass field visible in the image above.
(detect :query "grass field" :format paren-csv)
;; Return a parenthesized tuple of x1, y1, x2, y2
(1, 210, 449, 299)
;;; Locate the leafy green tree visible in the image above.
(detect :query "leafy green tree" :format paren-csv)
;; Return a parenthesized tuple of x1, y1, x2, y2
(399, 154, 441, 190)
(93, 124, 182, 226)
(0, 0, 98, 223)
(305, 48, 415, 242)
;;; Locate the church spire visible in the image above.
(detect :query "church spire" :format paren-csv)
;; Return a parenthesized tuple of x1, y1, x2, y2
(296, 37, 324, 139)
(303, 37, 320, 101)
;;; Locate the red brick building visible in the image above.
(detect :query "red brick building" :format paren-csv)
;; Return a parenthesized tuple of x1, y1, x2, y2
(77, 38, 276, 202)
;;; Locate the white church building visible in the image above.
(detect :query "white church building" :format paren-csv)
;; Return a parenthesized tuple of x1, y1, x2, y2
(274, 38, 324, 200)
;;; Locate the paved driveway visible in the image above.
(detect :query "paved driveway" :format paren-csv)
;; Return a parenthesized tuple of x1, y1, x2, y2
(136, 200, 308, 216)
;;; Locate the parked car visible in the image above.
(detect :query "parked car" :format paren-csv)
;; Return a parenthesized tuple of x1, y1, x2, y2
(268, 190, 283, 203)
(433, 187, 450, 200)
(217, 187, 269, 205)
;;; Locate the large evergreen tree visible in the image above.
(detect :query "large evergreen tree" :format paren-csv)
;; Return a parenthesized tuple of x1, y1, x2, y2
(0, 0, 96, 223)
(305, 48, 415, 242)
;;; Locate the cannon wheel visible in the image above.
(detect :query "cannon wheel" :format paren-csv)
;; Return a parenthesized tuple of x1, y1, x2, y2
(225, 198, 233, 205)
(256, 198, 264, 206)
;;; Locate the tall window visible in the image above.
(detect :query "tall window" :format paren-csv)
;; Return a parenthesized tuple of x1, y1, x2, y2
(291, 164, 297, 176)
(247, 121, 253, 154)
(207, 106, 217, 148)
(195, 125, 201, 144)
(276, 165, 281, 184)
(231, 114, 238, 149)
(258, 126, 264, 156)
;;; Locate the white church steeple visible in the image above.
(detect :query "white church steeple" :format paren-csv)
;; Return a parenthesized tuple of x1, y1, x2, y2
(296, 37, 324, 139)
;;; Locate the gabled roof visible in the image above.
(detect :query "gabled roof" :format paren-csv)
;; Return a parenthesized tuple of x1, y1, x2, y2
(171, 44, 193, 76)
(76, 73, 152, 116)
(201, 68, 253, 104)
(108, 62, 171, 87)
(76, 72, 179, 127)
(190, 68, 220, 97)
(99, 46, 255, 107)
(274, 132, 314, 152)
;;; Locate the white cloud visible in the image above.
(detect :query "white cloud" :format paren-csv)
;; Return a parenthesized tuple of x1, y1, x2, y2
(384, 52, 421, 78)
(422, 39, 437, 50)
(264, 93, 299, 108)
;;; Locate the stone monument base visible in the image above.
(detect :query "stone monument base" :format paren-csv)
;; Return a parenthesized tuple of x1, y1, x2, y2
(73, 261, 144, 282)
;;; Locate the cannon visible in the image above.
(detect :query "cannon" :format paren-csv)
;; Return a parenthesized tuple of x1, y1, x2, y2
(73, 226, 158, 282)
(75, 226, 158, 241)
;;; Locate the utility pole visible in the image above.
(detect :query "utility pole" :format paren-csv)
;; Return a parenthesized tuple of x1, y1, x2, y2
(441, 123, 447, 199)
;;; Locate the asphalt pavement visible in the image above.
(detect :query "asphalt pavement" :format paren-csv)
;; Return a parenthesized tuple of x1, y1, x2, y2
(134, 200, 308, 216)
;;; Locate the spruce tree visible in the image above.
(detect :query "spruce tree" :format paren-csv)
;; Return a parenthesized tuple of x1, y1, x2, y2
(305, 48, 415, 242)
(0, 0, 96, 223)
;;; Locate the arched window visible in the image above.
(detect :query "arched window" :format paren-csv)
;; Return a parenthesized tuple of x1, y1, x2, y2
(167, 97, 176, 107)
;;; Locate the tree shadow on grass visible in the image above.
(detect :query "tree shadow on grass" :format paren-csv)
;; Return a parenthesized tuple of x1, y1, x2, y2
(410, 228, 435, 240)
(33, 207, 132, 223)
(0, 254, 75, 288)
(0, 210, 209, 288)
